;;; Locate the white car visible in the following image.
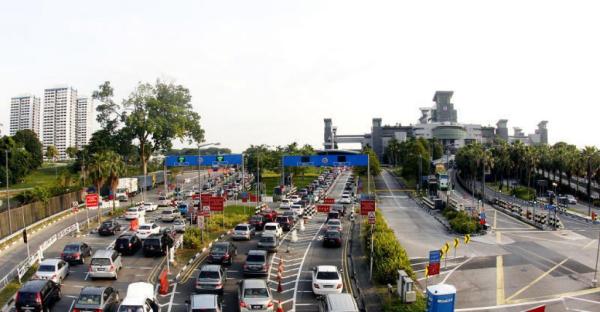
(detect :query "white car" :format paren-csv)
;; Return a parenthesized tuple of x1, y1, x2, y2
(312, 265, 343, 295)
(185, 190, 194, 198)
(326, 219, 343, 232)
(173, 219, 187, 232)
(290, 204, 304, 216)
(338, 194, 351, 205)
(161, 208, 180, 222)
(143, 202, 158, 212)
(118, 282, 159, 312)
(125, 206, 145, 220)
(158, 195, 170, 207)
(280, 199, 292, 209)
(33, 259, 69, 284)
(137, 223, 161, 239)
(289, 195, 301, 203)
(263, 222, 283, 238)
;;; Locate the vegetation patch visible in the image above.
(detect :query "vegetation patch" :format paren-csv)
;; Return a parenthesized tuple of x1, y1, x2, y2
(442, 208, 482, 234)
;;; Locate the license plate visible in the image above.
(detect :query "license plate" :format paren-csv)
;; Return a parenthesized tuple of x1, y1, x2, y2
(324, 285, 333, 288)
(252, 305, 262, 309)
(96, 268, 105, 271)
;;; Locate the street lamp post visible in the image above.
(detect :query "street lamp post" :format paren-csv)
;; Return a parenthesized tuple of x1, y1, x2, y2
(197, 142, 220, 241)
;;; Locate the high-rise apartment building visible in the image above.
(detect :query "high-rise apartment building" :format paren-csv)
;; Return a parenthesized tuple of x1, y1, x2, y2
(9, 95, 41, 136)
(43, 86, 78, 160)
(75, 97, 93, 149)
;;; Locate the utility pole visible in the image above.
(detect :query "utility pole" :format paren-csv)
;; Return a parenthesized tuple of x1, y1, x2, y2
(5, 149, 13, 235)
(588, 157, 593, 217)
(593, 229, 600, 287)
(83, 155, 89, 227)
(418, 154, 422, 195)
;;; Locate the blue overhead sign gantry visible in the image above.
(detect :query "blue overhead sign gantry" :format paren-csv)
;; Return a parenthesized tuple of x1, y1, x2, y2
(165, 154, 243, 167)
(282, 154, 369, 167)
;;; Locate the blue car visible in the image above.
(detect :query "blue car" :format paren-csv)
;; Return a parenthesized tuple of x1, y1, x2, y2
(178, 203, 189, 216)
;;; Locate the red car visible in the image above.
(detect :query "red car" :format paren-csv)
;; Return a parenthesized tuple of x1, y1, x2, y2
(261, 208, 278, 222)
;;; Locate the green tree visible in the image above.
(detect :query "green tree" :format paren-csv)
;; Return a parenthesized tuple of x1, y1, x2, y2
(65, 146, 78, 159)
(45, 145, 58, 162)
(354, 147, 381, 178)
(384, 138, 402, 166)
(104, 151, 126, 213)
(0, 136, 34, 185)
(122, 80, 204, 183)
(93, 81, 121, 133)
(13, 129, 43, 169)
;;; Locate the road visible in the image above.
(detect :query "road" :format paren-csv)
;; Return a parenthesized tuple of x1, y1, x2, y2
(165, 169, 354, 312)
(378, 169, 600, 311)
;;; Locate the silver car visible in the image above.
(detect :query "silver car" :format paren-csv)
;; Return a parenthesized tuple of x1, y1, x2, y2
(173, 219, 187, 233)
(232, 224, 255, 240)
(195, 265, 226, 294)
(238, 279, 274, 312)
(89, 249, 122, 280)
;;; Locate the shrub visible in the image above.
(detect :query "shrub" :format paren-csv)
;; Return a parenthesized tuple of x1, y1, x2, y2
(442, 208, 481, 234)
(183, 227, 202, 249)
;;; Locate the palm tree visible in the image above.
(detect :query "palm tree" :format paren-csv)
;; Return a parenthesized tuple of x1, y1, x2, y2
(581, 146, 600, 211)
(103, 151, 126, 214)
(87, 152, 109, 222)
(65, 146, 78, 159)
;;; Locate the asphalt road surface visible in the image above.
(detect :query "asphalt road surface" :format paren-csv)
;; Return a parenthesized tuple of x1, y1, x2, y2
(378, 169, 600, 311)
(164, 170, 355, 312)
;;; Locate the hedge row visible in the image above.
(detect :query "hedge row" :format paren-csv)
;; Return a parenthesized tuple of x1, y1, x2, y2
(363, 210, 415, 284)
(442, 208, 482, 234)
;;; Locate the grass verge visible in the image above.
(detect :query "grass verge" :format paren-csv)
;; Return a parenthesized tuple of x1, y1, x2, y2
(0, 264, 38, 308)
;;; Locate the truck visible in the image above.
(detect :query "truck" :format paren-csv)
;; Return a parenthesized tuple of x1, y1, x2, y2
(438, 172, 449, 191)
(115, 178, 139, 201)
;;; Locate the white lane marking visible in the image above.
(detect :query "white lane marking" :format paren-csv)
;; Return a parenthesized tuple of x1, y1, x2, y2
(292, 219, 326, 310)
(68, 298, 76, 312)
(440, 256, 473, 284)
(84, 272, 89, 280)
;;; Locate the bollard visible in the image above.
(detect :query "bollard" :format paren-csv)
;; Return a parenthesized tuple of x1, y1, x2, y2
(291, 230, 298, 243)
(277, 279, 283, 293)
(159, 270, 169, 295)
(130, 219, 139, 231)
(299, 219, 305, 231)
(276, 301, 284, 312)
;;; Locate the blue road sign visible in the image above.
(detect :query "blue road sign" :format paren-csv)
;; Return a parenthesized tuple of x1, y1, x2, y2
(429, 250, 441, 264)
(282, 154, 368, 167)
(165, 154, 243, 167)
(545, 204, 556, 211)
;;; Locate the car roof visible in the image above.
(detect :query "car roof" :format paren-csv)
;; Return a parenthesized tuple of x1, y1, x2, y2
(147, 233, 162, 238)
(248, 249, 267, 256)
(264, 222, 279, 226)
(213, 241, 230, 247)
(92, 249, 115, 258)
(325, 293, 359, 311)
(242, 279, 268, 288)
(200, 264, 221, 272)
(190, 294, 218, 309)
(124, 282, 154, 301)
(236, 223, 250, 227)
(317, 265, 338, 272)
(39, 258, 62, 265)
(20, 279, 49, 292)
(118, 233, 135, 239)
(65, 242, 83, 247)
(80, 286, 107, 295)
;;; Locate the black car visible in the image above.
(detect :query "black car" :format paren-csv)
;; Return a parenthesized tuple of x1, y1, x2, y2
(15, 279, 61, 312)
(249, 215, 266, 231)
(98, 220, 121, 236)
(142, 234, 169, 257)
(61, 242, 92, 264)
(276, 216, 294, 231)
(207, 242, 237, 265)
(114, 234, 142, 256)
(323, 230, 342, 248)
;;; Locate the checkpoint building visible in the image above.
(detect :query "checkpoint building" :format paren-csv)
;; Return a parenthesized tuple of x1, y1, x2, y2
(323, 91, 549, 161)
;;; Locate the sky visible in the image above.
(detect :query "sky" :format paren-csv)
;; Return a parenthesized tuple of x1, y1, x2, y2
(1, 0, 599, 152)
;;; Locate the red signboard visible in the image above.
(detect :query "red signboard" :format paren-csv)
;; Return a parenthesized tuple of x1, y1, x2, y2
(209, 197, 224, 211)
(85, 193, 99, 209)
(360, 200, 376, 215)
(202, 206, 211, 217)
(525, 306, 545, 312)
(192, 193, 200, 200)
(201, 193, 212, 206)
(427, 263, 440, 276)
(324, 198, 335, 205)
(317, 205, 331, 213)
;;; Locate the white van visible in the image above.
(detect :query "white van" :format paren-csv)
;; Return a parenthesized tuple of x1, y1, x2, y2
(118, 282, 159, 312)
(319, 293, 359, 312)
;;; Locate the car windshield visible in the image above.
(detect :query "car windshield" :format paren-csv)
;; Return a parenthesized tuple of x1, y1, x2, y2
(328, 220, 341, 225)
(264, 225, 276, 231)
(77, 294, 101, 305)
(91, 258, 110, 266)
(199, 270, 220, 279)
(246, 255, 265, 262)
(211, 245, 227, 252)
(144, 239, 161, 246)
(244, 287, 269, 298)
(326, 231, 341, 238)
(316, 271, 339, 280)
(162, 210, 173, 214)
(260, 236, 275, 243)
(118, 306, 145, 312)
(101, 222, 113, 227)
(235, 225, 248, 231)
(251, 216, 262, 221)
(16, 292, 37, 302)
(38, 265, 55, 272)
(139, 225, 151, 230)
(64, 245, 79, 252)
(127, 208, 137, 212)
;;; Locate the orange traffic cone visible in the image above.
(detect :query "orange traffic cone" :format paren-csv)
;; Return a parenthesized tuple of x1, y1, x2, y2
(276, 301, 284, 312)
(277, 279, 283, 293)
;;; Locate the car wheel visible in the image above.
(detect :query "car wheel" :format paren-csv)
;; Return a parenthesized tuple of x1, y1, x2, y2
(56, 287, 62, 300)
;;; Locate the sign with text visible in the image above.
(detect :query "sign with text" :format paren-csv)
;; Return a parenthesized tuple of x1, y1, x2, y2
(85, 193, 100, 210)
(360, 199, 376, 215)
(209, 196, 224, 211)
(201, 193, 212, 206)
(324, 198, 335, 205)
(165, 154, 243, 167)
(202, 206, 211, 217)
(317, 204, 331, 213)
(282, 154, 369, 167)
(427, 263, 440, 276)
(368, 211, 376, 224)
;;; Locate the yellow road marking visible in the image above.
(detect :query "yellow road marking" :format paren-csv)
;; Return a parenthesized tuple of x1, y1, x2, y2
(493, 210, 497, 230)
(496, 255, 505, 305)
(505, 258, 569, 302)
(496, 231, 501, 244)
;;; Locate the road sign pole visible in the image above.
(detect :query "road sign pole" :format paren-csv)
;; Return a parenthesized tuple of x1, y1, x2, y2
(369, 223, 374, 280)
(367, 157, 371, 195)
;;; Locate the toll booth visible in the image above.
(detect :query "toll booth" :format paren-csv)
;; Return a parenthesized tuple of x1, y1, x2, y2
(427, 284, 456, 312)
(397, 270, 416, 303)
